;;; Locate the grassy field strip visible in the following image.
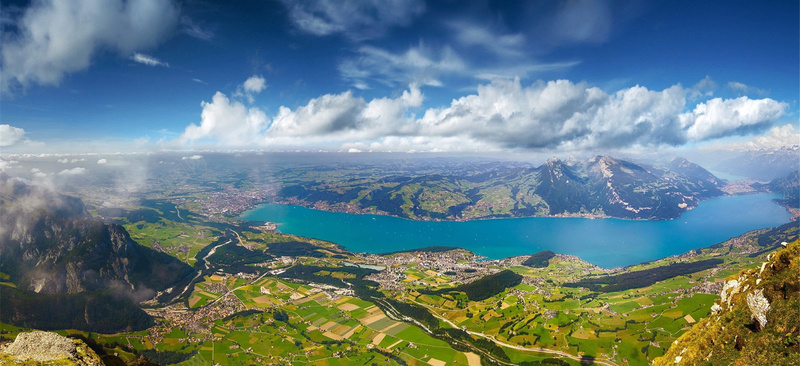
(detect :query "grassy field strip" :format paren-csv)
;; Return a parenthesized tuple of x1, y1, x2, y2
(411, 298, 620, 366)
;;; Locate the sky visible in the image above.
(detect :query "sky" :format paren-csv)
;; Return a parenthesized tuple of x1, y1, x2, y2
(0, 0, 798, 154)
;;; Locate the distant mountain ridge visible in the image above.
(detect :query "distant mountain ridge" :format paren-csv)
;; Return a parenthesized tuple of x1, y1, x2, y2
(276, 155, 726, 220)
(716, 145, 799, 180)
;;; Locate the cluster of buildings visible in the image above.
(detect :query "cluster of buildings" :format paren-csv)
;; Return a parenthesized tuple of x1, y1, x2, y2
(145, 295, 245, 347)
(360, 250, 496, 291)
(171, 184, 276, 218)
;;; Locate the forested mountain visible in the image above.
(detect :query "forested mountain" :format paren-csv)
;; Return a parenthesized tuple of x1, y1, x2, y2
(275, 155, 725, 220)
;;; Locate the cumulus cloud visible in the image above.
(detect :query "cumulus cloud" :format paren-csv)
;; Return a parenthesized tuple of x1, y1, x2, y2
(57, 167, 86, 176)
(0, 124, 26, 146)
(177, 79, 789, 152)
(281, 0, 424, 41)
(715, 123, 799, 152)
(683, 97, 787, 141)
(97, 159, 108, 164)
(131, 52, 169, 67)
(1, 0, 179, 93)
(178, 92, 269, 145)
(0, 158, 19, 172)
(243, 75, 266, 94)
(268, 85, 422, 142)
(235, 75, 267, 102)
(30, 168, 48, 178)
(182, 155, 203, 160)
(417, 79, 689, 149)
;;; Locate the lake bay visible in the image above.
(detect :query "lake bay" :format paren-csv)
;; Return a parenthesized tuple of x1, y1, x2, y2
(241, 193, 792, 268)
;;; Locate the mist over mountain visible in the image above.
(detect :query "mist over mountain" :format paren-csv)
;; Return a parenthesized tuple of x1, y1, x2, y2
(0, 175, 192, 332)
(0, 174, 192, 296)
(714, 146, 799, 181)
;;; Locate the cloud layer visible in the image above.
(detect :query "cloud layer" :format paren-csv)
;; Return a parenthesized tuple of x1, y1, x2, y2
(1, 0, 179, 93)
(178, 77, 788, 152)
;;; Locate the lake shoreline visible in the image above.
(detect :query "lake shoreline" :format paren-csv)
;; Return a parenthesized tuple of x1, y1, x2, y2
(266, 197, 699, 223)
(240, 193, 791, 268)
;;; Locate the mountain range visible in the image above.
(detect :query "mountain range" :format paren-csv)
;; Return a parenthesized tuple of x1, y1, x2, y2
(276, 155, 726, 220)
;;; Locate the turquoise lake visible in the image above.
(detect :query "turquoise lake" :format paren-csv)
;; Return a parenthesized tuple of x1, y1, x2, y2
(240, 194, 793, 268)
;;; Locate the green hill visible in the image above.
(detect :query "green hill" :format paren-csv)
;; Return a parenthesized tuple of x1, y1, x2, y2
(653, 238, 800, 365)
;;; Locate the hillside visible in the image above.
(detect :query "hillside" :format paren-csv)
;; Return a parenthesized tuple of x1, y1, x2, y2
(753, 170, 800, 214)
(653, 239, 800, 365)
(0, 176, 193, 332)
(274, 155, 725, 220)
(0, 175, 192, 295)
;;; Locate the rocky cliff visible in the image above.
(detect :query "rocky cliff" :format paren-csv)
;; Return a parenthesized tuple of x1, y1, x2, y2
(0, 331, 103, 365)
(653, 238, 799, 365)
(0, 174, 192, 296)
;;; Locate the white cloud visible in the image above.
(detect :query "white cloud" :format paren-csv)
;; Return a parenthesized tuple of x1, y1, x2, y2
(131, 52, 169, 67)
(180, 15, 214, 41)
(0, 124, 26, 146)
(547, 1, 612, 45)
(727, 81, 767, 96)
(242, 75, 266, 94)
(1, 0, 179, 93)
(58, 167, 86, 176)
(235, 75, 267, 102)
(97, 158, 108, 164)
(339, 42, 577, 88)
(713, 123, 799, 152)
(177, 79, 789, 152)
(339, 44, 466, 88)
(268, 84, 421, 141)
(448, 21, 525, 58)
(280, 0, 424, 41)
(417, 79, 688, 150)
(746, 123, 799, 149)
(683, 97, 787, 141)
(689, 75, 716, 99)
(0, 158, 19, 171)
(178, 92, 269, 145)
(182, 155, 203, 160)
(728, 81, 748, 93)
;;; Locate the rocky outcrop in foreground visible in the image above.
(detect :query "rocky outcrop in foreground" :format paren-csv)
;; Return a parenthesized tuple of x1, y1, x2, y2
(0, 331, 102, 365)
(653, 238, 800, 365)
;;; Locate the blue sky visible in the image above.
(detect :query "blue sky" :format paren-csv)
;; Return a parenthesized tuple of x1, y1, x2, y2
(0, 0, 797, 153)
